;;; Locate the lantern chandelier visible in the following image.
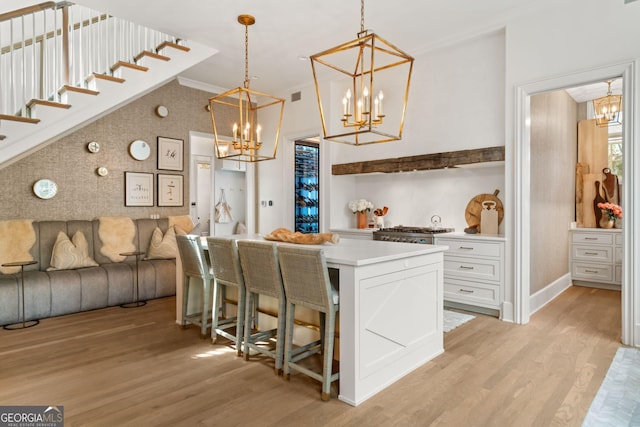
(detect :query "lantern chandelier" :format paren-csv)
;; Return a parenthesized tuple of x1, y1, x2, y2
(208, 15, 285, 162)
(310, 0, 414, 146)
(593, 80, 622, 127)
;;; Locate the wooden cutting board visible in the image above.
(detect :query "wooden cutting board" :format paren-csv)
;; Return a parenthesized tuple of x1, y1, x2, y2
(465, 189, 504, 232)
(581, 173, 600, 228)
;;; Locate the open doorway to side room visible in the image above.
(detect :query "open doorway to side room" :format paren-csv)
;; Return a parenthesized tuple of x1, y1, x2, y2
(529, 79, 623, 317)
(514, 62, 635, 345)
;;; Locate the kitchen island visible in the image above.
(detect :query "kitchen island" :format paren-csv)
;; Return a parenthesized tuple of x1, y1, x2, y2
(176, 236, 447, 406)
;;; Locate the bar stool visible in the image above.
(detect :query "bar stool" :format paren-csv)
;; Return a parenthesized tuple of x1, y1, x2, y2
(175, 235, 213, 338)
(277, 246, 340, 401)
(237, 240, 286, 375)
(206, 237, 246, 355)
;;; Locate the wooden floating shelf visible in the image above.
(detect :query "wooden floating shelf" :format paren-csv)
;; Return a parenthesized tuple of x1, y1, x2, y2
(331, 146, 505, 175)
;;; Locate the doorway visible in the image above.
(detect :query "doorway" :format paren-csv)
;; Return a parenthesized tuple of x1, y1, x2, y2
(513, 62, 636, 346)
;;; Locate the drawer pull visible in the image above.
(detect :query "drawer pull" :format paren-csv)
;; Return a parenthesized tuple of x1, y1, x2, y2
(458, 246, 474, 250)
(584, 252, 599, 255)
(584, 237, 598, 241)
(459, 289, 474, 294)
(585, 269, 600, 274)
(459, 265, 475, 270)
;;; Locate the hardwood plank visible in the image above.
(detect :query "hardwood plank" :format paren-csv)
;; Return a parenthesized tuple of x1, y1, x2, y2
(0, 286, 621, 426)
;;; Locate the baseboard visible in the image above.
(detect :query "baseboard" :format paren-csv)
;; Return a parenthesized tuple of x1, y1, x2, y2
(529, 273, 572, 315)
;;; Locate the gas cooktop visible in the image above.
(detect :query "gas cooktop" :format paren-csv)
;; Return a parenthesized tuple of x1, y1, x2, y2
(377, 226, 455, 234)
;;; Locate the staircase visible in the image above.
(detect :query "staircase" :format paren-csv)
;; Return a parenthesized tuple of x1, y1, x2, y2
(0, 1, 217, 168)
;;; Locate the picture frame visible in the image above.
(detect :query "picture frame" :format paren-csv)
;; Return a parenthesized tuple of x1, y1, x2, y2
(125, 172, 154, 206)
(157, 136, 184, 171)
(157, 174, 184, 207)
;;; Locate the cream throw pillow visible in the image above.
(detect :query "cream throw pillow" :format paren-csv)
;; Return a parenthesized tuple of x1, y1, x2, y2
(146, 227, 178, 260)
(47, 231, 99, 271)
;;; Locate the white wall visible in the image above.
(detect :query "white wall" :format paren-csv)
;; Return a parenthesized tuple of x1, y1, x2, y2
(262, 30, 507, 233)
(504, 0, 640, 333)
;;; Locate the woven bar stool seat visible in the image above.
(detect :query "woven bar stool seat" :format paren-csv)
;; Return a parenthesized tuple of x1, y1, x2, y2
(176, 235, 213, 338)
(237, 240, 287, 375)
(206, 237, 247, 355)
(278, 245, 340, 401)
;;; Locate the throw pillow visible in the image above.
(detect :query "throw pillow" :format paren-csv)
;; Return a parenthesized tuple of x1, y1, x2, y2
(47, 231, 99, 271)
(146, 227, 178, 259)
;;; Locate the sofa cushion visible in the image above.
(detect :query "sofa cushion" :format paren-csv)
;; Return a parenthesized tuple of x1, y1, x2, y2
(0, 219, 36, 274)
(146, 227, 178, 260)
(47, 231, 98, 271)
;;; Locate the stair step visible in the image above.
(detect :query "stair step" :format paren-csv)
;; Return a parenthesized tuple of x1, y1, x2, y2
(27, 100, 72, 110)
(0, 114, 40, 124)
(157, 41, 191, 53)
(88, 73, 126, 84)
(58, 85, 100, 96)
(134, 50, 170, 63)
(111, 61, 149, 74)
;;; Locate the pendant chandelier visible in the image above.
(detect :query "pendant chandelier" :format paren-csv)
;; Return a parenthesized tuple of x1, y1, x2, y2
(208, 15, 285, 162)
(310, 0, 414, 146)
(593, 80, 622, 127)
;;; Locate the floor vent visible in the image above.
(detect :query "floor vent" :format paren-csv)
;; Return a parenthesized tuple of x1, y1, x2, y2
(291, 91, 301, 102)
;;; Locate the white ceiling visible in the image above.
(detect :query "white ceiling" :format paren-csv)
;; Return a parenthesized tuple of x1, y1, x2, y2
(1, 1, 625, 99)
(68, 0, 558, 94)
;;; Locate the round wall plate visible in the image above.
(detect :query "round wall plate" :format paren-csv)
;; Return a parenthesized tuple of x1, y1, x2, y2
(155, 105, 169, 118)
(33, 179, 58, 199)
(129, 140, 151, 161)
(97, 167, 109, 176)
(87, 141, 100, 153)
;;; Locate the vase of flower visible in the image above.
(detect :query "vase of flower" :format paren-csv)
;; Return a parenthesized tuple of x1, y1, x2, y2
(597, 202, 622, 230)
(357, 212, 367, 229)
(599, 212, 614, 229)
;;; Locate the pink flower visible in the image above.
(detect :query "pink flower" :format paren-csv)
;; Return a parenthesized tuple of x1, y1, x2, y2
(597, 202, 623, 219)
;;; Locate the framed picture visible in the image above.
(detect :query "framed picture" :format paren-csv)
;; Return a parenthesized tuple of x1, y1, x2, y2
(157, 174, 184, 207)
(125, 172, 153, 206)
(157, 136, 184, 171)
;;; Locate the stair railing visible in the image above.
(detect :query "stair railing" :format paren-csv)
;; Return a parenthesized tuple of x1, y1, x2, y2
(0, 1, 185, 118)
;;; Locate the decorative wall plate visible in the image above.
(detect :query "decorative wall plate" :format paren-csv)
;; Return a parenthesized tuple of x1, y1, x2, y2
(155, 105, 169, 118)
(87, 141, 100, 153)
(129, 140, 151, 161)
(33, 179, 58, 199)
(97, 167, 109, 176)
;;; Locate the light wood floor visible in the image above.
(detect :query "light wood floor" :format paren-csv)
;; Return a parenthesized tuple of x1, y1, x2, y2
(0, 285, 621, 427)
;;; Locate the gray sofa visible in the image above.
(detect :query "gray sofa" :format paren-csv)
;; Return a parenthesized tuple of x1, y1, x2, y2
(0, 218, 176, 326)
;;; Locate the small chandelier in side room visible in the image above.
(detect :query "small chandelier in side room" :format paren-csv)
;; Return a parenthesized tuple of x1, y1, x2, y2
(593, 80, 622, 127)
(310, 0, 414, 146)
(208, 15, 285, 162)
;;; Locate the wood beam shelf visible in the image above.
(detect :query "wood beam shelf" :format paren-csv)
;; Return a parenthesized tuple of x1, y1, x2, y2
(331, 146, 505, 175)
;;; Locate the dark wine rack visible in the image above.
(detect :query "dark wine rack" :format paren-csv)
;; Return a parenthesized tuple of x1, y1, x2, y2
(294, 141, 319, 233)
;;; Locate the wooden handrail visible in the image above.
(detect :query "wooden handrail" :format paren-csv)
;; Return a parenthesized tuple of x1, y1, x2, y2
(0, 2, 56, 23)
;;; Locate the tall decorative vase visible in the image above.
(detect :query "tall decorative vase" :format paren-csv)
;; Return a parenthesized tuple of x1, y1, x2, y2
(356, 212, 367, 229)
(599, 211, 614, 229)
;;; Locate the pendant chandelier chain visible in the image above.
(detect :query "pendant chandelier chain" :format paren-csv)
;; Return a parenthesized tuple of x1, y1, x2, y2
(360, 0, 365, 33)
(243, 21, 250, 89)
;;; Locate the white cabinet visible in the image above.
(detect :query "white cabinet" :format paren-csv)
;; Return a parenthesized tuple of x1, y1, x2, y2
(570, 229, 622, 289)
(434, 234, 505, 316)
(219, 159, 246, 172)
(330, 228, 375, 240)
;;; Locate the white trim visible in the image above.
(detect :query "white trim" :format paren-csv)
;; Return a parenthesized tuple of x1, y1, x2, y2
(177, 76, 228, 95)
(529, 273, 572, 315)
(513, 61, 636, 346)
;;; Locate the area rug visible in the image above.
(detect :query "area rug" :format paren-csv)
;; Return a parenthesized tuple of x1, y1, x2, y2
(582, 347, 640, 427)
(443, 309, 475, 333)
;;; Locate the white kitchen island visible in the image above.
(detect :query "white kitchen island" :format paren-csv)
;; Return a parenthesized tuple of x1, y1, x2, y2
(176, 236, 447, 406)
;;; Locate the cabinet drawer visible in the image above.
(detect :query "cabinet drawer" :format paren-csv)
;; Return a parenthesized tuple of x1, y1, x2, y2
(572, 232, 613, 245)
(572, 262, 613, 282)
(443, 256, 500, 282)
(572, 245, 613, 263)
(444, 278, 499, 307)
(437, 239, 501, 258)
(615, 265, 622, 284)
(615, 233, 622, 246)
